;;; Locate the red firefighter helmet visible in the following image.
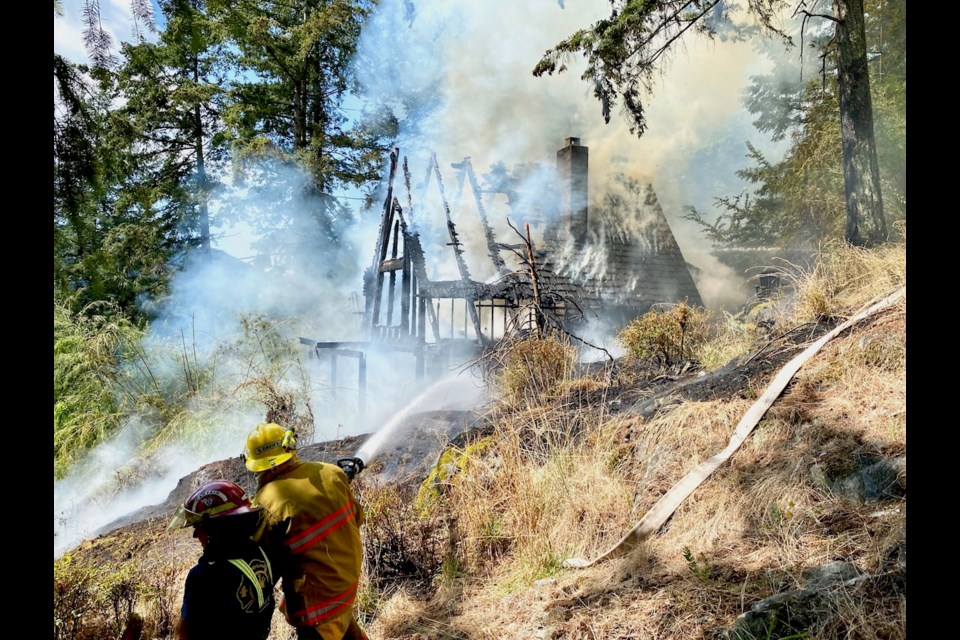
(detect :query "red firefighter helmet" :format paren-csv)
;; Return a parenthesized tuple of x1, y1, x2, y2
(171, 479, 259, 529)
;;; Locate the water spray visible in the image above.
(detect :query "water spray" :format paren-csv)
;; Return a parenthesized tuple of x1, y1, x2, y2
(345, 372, 486, 474)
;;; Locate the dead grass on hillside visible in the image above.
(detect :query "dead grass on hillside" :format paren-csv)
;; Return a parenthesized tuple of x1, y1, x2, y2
(372, 265, 907, 638)
(776, 238, 906, 325)
(58, 242, 906, 640)
(796, 314, 906, 450)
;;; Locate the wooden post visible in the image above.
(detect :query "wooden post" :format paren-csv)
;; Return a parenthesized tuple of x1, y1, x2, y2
(418, 293, 427, 341)
(490, 301, 495, 341)
(371, 149, 399, 330)
(401, 242, 411, 335)
(411, 273, 418, 337)
(386, 219, 400, 326)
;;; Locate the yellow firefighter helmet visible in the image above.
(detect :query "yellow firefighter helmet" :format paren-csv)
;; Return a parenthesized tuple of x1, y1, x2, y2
(243, 423, 297, 472)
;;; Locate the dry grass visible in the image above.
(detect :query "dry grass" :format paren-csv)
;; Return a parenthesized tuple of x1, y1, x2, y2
(484, 334, 578, 409)
(360, 242, 907, 639)
(776, 238, 906, 325)
(59, 240, 907, 640)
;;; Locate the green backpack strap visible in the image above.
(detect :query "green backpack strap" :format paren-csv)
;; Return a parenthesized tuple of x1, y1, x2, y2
(228, 558, 266, 608)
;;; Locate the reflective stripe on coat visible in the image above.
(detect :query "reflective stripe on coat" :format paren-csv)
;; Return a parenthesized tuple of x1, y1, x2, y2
(254, 460, 364, 636)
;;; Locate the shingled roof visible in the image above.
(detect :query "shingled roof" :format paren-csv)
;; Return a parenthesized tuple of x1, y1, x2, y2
(472, 173, 703, 329)
(544, 177, 702, 313)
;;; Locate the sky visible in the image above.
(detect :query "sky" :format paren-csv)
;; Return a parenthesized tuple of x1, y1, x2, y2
(54, 0, 804, 558)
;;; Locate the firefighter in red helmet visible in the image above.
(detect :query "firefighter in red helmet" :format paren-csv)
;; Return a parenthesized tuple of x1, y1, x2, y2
(170, 479, 276, 640)
(243, 423, 367, 640)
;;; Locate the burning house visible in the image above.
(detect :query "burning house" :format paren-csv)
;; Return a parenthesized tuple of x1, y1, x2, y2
(347, 137, 703, 376)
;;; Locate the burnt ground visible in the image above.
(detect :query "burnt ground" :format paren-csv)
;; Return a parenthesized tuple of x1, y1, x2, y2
(563, 319, 841, 426)
(93, 410, 487, 543)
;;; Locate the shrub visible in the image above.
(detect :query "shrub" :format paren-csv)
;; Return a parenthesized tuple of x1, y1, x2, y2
(361, 483, 450, 595)
(617, 302, 713, 368)
(54, 554, 99, 640)
(53, 300, 141, 479)
(493, 335, 576, 406)
(54, 554, 136, 640)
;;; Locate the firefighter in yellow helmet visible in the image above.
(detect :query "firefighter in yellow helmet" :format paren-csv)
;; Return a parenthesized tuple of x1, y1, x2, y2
(243, 423, 367, 640)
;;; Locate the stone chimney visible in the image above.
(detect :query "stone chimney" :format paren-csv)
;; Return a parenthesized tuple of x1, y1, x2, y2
(556, 137, 588, 248)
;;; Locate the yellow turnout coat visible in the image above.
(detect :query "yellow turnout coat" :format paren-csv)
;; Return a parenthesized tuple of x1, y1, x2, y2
(253, 459, 365, 639)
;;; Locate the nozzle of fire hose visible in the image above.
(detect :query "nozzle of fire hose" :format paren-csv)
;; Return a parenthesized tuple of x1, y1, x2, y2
(337, 457, 364, 482)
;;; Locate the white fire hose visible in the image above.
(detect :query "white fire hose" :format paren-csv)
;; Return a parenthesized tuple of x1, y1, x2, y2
(563, 286, 906, 568)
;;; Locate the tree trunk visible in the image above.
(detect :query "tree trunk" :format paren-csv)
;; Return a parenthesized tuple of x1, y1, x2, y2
(293, 77, 307, 149)
(834, 0, 887, 246)
(193, 56, 211, 252)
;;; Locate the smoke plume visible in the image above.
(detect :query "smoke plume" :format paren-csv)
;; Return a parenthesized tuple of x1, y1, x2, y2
(55, 0, 805, 558)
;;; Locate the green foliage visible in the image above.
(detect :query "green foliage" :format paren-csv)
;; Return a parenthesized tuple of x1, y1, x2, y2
(54, 55, 182, 321)
(539, 0, 902, 249)
(494, 336, 576, 406)
(617, 302, 713, 368)
(682, 546, 713, 581)
(113, 0, 231, 253)
(685, 84, 845, 249)
(216, 0, 385, 193)
(53, 299, 144, 479)
(686, 0, 905, 250)
(533, 1, 787, 137)
(54, 298, 317, 479)
(417, 448, 460, 515)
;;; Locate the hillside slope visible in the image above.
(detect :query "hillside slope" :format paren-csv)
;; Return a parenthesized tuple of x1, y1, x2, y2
(54, 245, 906, 640)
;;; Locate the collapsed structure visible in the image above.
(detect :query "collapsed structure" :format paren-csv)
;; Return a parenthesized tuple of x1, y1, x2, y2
(356, 137, 703, 376)
(301, 137, 703, 415)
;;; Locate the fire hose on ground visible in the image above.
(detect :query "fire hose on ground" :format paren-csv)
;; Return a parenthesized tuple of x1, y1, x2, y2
(562, 286, 906, 569)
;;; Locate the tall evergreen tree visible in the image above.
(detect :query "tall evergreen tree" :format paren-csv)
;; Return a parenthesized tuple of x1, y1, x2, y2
(213, 0, 384, 204)
(683, 0, 905, 250)
(533, 0, 895, 247)
(54, 58, 179, 318)
(115, 0, 231, 253)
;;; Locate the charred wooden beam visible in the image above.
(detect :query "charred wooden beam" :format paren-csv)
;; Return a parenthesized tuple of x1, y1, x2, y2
(433, 152, 483, 344)
(299, 338, 371, 348)
(401, 236, 411, 334)
(370, 148, 400, 332)
(459, 157, 507, 276)
(386, 218, 400, 325)
(403, 157, 415, 227)
(379, 258, 404, 273)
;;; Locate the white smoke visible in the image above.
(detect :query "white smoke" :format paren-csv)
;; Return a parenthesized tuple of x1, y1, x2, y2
(55, 0, 807, 557)
(354, 0, 805, 312)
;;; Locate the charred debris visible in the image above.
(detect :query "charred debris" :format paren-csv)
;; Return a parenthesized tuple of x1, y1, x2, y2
(300, 138, 703, 407)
